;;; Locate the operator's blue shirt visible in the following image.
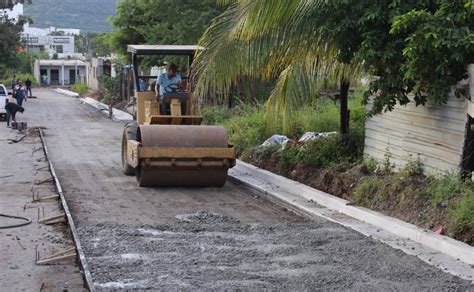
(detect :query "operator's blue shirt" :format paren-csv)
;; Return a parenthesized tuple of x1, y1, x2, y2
(157, 73, 181, 101)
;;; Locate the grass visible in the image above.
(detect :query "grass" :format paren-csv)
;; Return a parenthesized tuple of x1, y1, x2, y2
(1, 73, 38, 87)
(202, 92, 367, 157)
(353, 177, 388, 206)
(353, 172, 474, 244)
(70, 83, 90, 95)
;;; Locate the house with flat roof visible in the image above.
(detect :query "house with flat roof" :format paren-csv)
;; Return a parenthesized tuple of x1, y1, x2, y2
(34, 59, 86, 86)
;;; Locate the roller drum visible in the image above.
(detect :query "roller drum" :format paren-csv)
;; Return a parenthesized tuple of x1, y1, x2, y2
(136, 125, 231, 187)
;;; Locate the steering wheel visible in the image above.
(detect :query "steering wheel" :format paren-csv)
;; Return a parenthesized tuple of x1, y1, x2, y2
(164, 83, 181, 93)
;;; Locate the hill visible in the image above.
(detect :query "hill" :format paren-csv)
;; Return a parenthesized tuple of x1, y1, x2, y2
(24, 0, 119, 32)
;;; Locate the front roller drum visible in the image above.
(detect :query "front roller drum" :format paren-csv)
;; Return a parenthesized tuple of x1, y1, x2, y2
(135, 125, 233, 187)
(136, 161, 228, 187)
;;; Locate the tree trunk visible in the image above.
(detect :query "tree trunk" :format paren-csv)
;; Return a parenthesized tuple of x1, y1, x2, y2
(340, 79, 350, 135)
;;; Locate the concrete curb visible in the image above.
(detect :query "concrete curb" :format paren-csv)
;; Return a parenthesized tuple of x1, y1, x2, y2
(39, 129, 95, 291)
(55, 88, 79, 97)
(229, 160, 474, 268)
(80, 97, 133, 123)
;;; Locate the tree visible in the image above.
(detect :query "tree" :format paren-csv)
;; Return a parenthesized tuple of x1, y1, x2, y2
(193, 0, 474, 134)
(0, 1, 31, 74)
(108, 0, 225, 55)
(193, 0, 362, 133)
(1, 0, 31, 9)
(76, 33, 113, 57)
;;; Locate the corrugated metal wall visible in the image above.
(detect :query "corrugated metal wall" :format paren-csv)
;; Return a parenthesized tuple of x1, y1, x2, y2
(365, 65, 474, 174)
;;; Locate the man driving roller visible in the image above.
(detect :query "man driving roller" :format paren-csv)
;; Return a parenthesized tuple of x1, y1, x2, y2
(155, 63, 181, 114)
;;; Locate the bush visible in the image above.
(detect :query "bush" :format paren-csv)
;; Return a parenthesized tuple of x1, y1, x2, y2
(353, 177, 388, 205)
(427, 174, 465, 207)
(71, 83, 90, 95)
(1, 72, 38, 87)
(450, 191, 474, 238)
(202, 92, 366, 158)
(223, 106, 271, 156)
(202, 106, 232, 125)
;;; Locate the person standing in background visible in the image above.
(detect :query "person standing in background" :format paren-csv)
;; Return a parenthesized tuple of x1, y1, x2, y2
(25, 78, 32, 97)
(14, 82, 27, 106)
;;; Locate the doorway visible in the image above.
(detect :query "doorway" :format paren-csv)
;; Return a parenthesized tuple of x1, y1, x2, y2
(40, 69, 47, 85)
(50, 69, 59, 85)
(69, 69, 76, 85)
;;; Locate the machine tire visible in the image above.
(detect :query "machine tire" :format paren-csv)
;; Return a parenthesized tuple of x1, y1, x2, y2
(121, 121, 138, 175)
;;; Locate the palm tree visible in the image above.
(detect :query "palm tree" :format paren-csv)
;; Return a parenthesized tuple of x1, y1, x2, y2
(192, 0, 364, 134)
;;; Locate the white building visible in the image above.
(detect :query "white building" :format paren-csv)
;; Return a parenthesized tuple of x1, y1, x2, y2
(34, 59, 86, 86)
(3, 3, 81, 57)
(22, 35, 81, 58)
(23, 24, 81, 37)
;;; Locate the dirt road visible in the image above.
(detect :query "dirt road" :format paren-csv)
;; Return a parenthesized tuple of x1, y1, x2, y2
(20, 89, 473, 290)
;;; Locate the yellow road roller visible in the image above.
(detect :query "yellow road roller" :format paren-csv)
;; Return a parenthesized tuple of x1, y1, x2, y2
(121, 45, 235, 187)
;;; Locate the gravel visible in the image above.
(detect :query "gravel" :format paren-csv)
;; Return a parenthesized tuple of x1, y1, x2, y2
(78, 214, 473, 290)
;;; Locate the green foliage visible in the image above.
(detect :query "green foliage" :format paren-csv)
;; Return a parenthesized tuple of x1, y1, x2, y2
(450, 190, 474, 236)
(386, 1, 474, 109)
(70, 84, 90, 95)
(24, 0, 117, 32)
(1, 72, 37, 87)
(222, 105, 270, 156)
(400, 155, 424, 176)
(103, 75, 121, 98)
(201, 106, 231, 125)
(195, 0, 474, 121)
(353, 172, 474, 243)
(0, 1, 31, 9)
(363, 158, 378, 173)
(76, 33, 113, 57)
(204, 93, 366, 156)
(0, 14, 28, 75)
(109, 0, 224, 59)
(353, 178, 388, 205)
(427, 174, 466, 207)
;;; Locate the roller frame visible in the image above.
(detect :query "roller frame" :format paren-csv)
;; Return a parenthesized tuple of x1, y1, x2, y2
(126, 139, 236, 169)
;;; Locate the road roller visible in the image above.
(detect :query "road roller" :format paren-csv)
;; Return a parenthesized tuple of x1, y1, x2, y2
(121, 45, 236, 187)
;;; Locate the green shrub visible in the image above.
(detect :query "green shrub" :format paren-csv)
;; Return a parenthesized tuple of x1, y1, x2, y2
(353, 177, 388, 205)
(203, 92, 366, 158)
(202, 106, 231, 125)
(363, 157, 378, 173)
(427, 174, 465, 207)
(1, 73, 38, 87)
(450, 190, 474, 236)
(71, 83, 90, 95)
(400, 155, 423, 176)
(223, 108, 270, 156)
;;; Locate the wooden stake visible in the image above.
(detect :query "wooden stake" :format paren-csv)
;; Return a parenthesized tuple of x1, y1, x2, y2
(33, 194, 59, 202)
(38, 214, 65, 224)
(36, 248, 76, 265)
